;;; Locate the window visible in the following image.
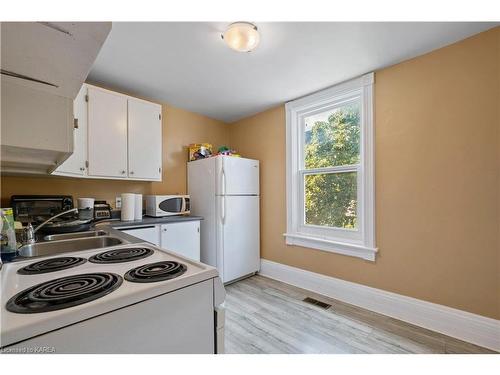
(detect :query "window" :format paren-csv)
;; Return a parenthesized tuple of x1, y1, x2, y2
(285, 73, 377, 261)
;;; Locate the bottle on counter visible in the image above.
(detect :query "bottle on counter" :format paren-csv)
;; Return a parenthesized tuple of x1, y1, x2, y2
(1, 208, 18, 261)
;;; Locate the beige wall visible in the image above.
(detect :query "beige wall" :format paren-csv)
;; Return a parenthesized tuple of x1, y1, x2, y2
(229, 27, 500, 319)
(0, 176, 151, 207)
(151, 105, 229, 195)
(0, 104, 229, 207)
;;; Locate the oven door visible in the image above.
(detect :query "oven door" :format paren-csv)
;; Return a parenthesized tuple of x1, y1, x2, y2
(3, 279, 216, 353)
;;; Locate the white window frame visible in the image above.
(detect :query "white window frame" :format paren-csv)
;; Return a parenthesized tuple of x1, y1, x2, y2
(284, 73, 377, 261)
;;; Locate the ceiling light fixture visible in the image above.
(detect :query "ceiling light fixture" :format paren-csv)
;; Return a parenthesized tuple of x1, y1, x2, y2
(221, 22, 260, 52)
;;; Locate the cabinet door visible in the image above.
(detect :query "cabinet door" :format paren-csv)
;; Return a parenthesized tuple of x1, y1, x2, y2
(160, 221, 200, 261)
(53, 85, 88, 176)
(128, 98, 162, 181)
(87, 87, 128, 178)
(120, 226, 160, 246)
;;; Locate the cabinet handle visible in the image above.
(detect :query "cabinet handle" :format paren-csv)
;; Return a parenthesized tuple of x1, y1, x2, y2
(80, 167, 85, 171)
(121, 170, 126, 174)
(130, 171, 134, 175)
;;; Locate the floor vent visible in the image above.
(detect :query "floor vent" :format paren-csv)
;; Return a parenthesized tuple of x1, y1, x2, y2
(303, 297, 331, 309)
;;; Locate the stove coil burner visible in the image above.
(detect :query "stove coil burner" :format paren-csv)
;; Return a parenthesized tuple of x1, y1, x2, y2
(88, 247, 154, 264)
(6, 273, 122, 314)
(17, 257, 87, 275)
(124, 261, 187, 283)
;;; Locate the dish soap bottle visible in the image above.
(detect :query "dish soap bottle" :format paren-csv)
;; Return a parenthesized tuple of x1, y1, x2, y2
(1, 208, 17, 261)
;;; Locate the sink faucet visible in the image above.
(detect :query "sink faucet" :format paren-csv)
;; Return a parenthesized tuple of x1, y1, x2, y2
(23, 208, 79, 245)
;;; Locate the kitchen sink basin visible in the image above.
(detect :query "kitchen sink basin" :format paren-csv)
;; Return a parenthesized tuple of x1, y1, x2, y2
(44, 230, 107, 241)
(18, 236, 124, 258)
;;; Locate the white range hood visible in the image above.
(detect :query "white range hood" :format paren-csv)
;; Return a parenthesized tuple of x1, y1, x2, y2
(1, 22, 112, 175)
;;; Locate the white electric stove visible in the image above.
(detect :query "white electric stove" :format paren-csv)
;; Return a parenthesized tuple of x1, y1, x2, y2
(0, 243, 225, 353)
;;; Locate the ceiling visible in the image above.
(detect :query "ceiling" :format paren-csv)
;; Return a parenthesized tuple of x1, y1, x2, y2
(88, 22, 498, 123)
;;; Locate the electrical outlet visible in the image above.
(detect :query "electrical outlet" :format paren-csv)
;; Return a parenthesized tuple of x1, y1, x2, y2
(115, 196, 122, 209)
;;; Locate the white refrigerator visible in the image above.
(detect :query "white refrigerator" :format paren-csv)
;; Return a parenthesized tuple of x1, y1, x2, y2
(188, 155, 260, 283)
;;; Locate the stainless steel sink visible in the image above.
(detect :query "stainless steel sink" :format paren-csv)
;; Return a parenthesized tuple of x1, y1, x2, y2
(44, 230, 107, 241)
(18, 236, 124, 258)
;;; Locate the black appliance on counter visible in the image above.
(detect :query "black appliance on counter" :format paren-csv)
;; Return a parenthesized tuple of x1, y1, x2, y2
(11, 195, 74, 225)
(93, 200, 112, 220)
(10, 195, 94, 234)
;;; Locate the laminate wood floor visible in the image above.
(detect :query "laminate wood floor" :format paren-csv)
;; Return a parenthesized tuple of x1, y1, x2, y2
(224, 275, 496, 354)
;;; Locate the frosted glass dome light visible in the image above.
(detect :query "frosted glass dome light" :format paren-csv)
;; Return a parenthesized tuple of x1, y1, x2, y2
(221, 22, 260, 52)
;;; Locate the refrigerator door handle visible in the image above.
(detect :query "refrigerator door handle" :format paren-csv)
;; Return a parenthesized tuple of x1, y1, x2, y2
(221, 167, 226, 196)
(221, 196, 226, 225)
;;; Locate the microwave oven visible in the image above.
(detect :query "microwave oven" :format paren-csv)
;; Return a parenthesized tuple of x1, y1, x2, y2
(145, 195, 190, 217)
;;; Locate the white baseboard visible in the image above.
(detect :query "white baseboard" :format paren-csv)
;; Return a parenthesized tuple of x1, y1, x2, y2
(259, 259, 500, 352)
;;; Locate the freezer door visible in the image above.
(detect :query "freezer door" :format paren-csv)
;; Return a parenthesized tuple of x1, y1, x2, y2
(216, 156, 259, 196)
(219, 195, 260, 283)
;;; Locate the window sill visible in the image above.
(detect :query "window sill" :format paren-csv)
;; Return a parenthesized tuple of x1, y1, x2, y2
(283, 233, 378, 261)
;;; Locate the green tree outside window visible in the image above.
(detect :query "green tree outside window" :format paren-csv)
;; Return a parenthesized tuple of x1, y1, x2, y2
(304, 103, 360, 229)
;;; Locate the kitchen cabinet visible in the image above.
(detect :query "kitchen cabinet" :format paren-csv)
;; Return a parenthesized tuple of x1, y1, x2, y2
(0, 22, 111, 175)
(51, 84, 163, 182)
(115, 220, 201, 261)
(1, 78, 74, 175)
(120, 226, 160, 246)
(87, 86, 128, 178)
(160, 221, 200, 261)
(53, 85, 88, 177)
(128, 98, 162, 180)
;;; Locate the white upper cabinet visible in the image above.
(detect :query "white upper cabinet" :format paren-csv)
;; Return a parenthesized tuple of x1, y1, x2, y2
(52, 84, 163, 182)
(87, 86, 128, 178)
(0, 22, 111, 175)
(53, 85, 88, 176)
(128, 98, 162, 181)
(1, 78, 73, 175)
(1, 22, 111, 99)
